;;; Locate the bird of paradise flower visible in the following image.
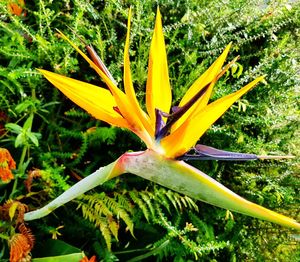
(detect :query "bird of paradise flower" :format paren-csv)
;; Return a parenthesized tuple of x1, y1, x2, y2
(24, 8, 300, 230)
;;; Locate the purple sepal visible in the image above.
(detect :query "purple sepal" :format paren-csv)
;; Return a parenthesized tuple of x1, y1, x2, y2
(179, 144, 258, 161)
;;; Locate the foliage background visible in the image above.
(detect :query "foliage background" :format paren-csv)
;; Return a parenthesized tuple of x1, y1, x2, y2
(0, 0, 299, 261)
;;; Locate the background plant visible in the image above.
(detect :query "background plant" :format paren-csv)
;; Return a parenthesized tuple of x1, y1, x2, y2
(0, 0, 299, 261)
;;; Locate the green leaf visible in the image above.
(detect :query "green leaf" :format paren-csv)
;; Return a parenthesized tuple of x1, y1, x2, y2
(23, 114, 33, 131)
(9, 202, 19, 221)
(5, 123, 22, 134)
(15, 133, 24, 147)
(15, 100, 35, 113)
(27, 132, 39, 146)
(31, 239, 83, 259)
(32, 253, 85, 262)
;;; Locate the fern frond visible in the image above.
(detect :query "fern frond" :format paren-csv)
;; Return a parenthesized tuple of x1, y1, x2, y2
(69, 133, 88, 167)
(88, 127, 117, 145)
(184, 196, 199, 212)
(80, 194, 112, 217)
(153, 187, 171, 214)
(129, 190, 150, 222)
(188, 212, 215, 241)
(139, 191, 156, 218)
(107, 215, 119, 241)
(165, 190, 180, 212)
(52, 124, 83, 139)
(114, 192, 133, 214)
(96, 216, 112, 251)
(64, 108, 91, 119)
(104, 197, 134, 235)
(76, 192, 135, 249)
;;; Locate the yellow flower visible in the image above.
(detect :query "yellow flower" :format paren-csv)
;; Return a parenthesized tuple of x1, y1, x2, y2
(38, 8, 263, 159)
(30, 8, 300, 230)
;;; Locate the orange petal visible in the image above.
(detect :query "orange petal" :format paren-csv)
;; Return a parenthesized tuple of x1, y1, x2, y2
(38, 69, 129, 128)
(8, 0, 25, 16)
(57, 31, 153, 146)
(162, 76, 265, 157)
(146, 8, 172, 127)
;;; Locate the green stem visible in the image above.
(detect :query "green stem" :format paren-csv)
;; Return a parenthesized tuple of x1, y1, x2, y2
(18, 145, 28, 171)
(9, 145, 28, 199)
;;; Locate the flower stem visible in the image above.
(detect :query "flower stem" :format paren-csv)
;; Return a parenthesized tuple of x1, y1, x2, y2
(18, 144, 28, 171)
(9, 145, 28, 199)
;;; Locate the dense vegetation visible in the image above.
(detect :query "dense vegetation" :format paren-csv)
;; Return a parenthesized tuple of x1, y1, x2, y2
(0, 0, 299, 261)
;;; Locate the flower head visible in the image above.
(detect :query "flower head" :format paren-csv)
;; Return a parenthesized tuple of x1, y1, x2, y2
(39, 8, 263, 159)
(9, 224, 34, 262)
(0, 148, 16, 182)
(7, 0, 26, 17)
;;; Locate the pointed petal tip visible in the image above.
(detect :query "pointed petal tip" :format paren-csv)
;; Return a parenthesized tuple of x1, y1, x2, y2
(156, 6, 161, 14)
(222, 42, 232, 54)
(155, 6, 162, 23)
(128, 6, 132, 17)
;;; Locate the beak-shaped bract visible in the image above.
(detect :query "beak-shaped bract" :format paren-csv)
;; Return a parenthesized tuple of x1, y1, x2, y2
(121, 150, 300, 230)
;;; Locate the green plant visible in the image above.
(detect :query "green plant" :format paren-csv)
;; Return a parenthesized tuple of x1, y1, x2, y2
(0, 1, 299, 261)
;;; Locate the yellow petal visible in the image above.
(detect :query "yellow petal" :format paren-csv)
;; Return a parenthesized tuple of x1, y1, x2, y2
(172, 43, 232, 131)
(146, 8, 172, 126)
(162, 76, 265, 157)
(38, 69, 129, 128)
(57, 30, 153, 146)
(124, 8, 154, 137)
(57, 30, 121, 97)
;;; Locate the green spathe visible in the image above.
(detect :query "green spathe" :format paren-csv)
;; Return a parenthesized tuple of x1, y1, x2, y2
(24, 150, 300, 230)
